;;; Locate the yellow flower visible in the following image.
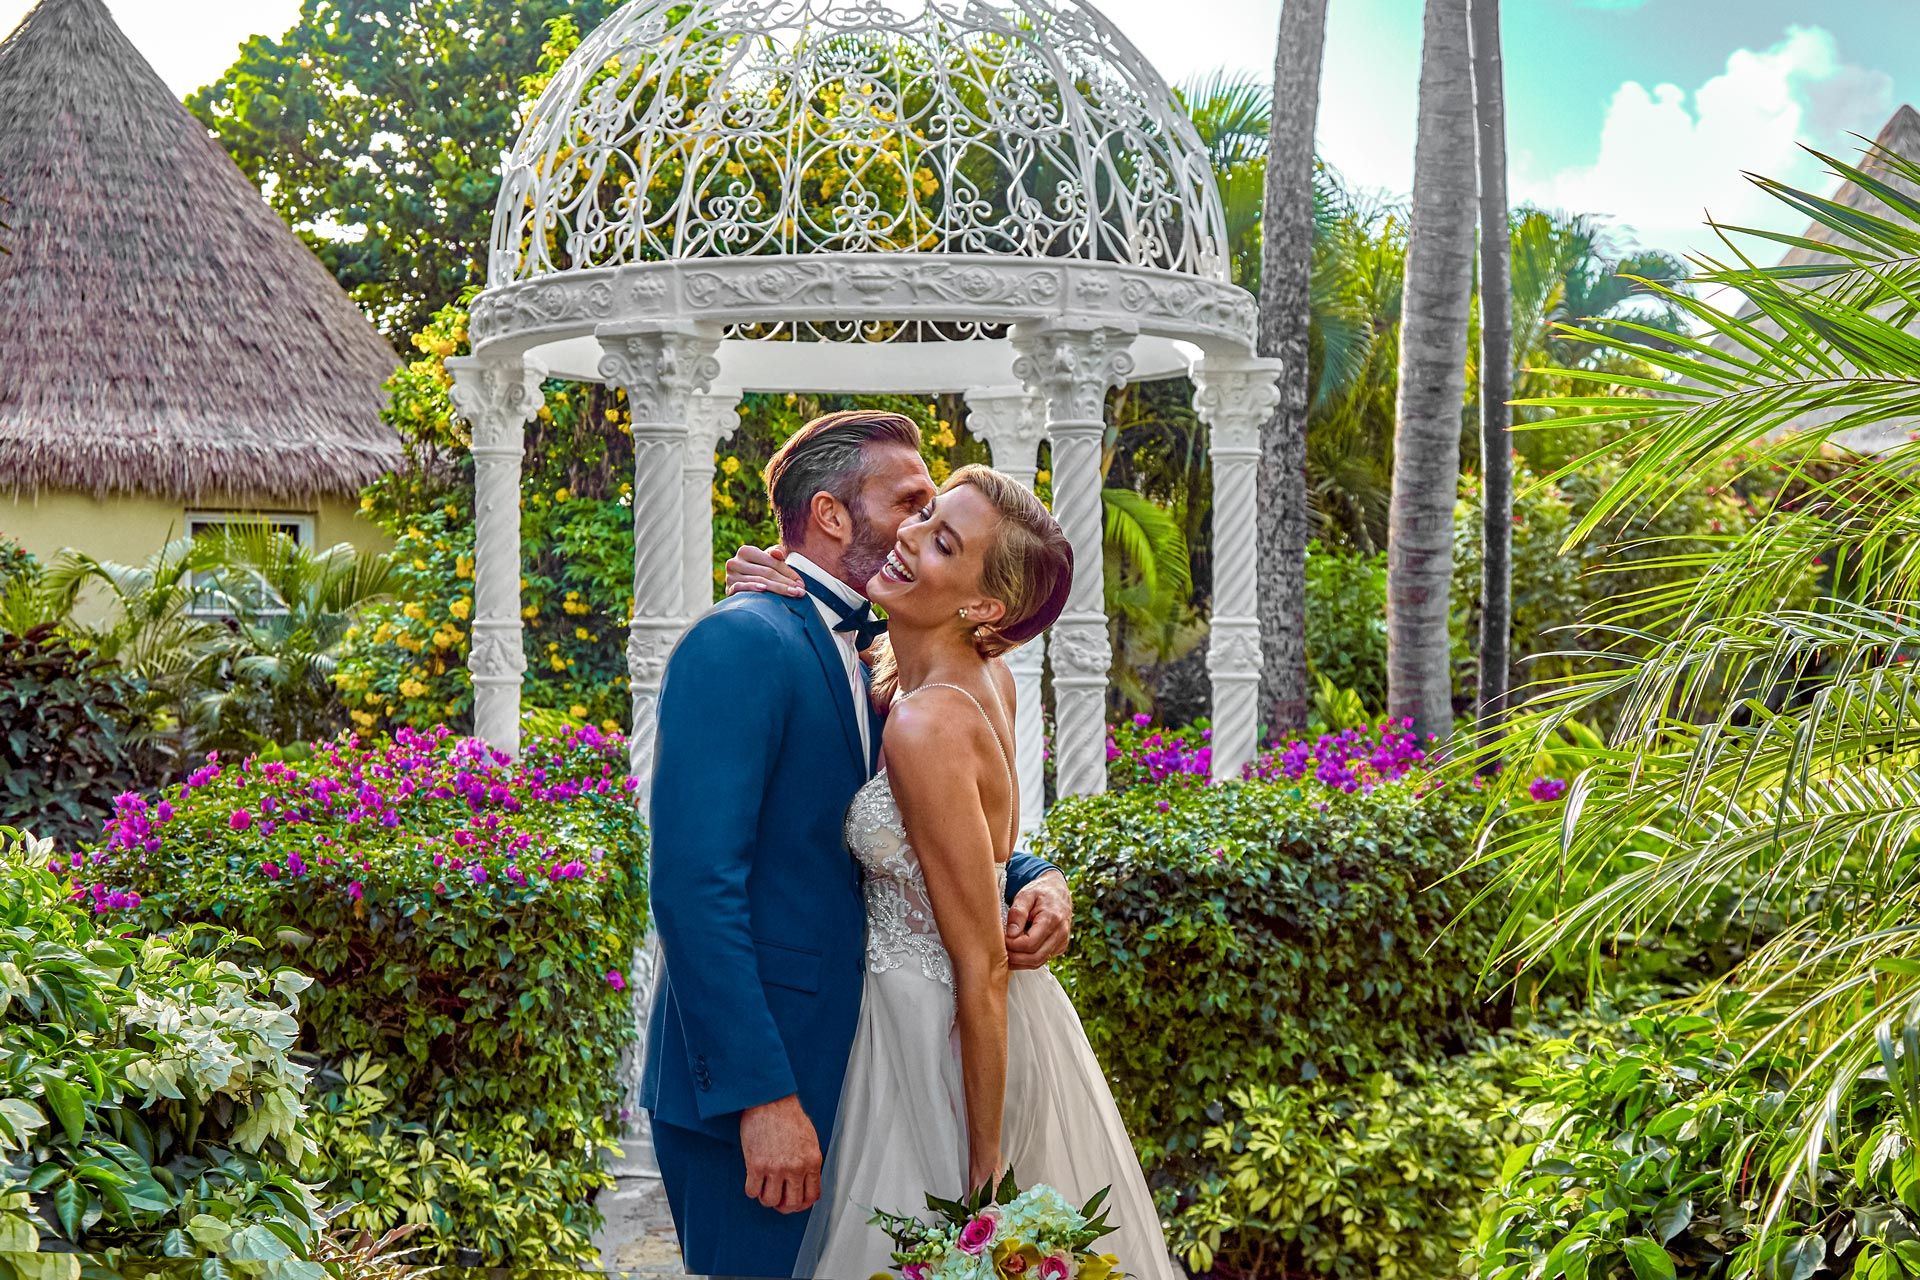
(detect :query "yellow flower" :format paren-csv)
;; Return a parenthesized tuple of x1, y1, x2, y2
(994, 1242, 1043, 1278)
(413, 558, 428, 572)
(575, 626, 591, 641)
(402, 602, 426, 621)
(522, 604, 538, 619)
(449, 598, 471, 620)
(1035, 469, 1051, 486)
(455, 555, 473, 579)
(399, 679, 428, 699)
(600, 718, 620, 733)
(720, 456, 741, 476)
(350, 709, 376, 729)
(555, 487, 571, 502)
(359, 495, 374, 512)
(1077, 1256, 1119, 1280)
(569, 704, 589, 720)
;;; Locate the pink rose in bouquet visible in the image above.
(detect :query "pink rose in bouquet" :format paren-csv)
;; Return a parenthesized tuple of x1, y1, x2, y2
(957, 1213, 997, 1254)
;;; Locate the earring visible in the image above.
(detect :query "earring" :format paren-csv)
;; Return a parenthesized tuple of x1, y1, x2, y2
(958, 608, 969, 620)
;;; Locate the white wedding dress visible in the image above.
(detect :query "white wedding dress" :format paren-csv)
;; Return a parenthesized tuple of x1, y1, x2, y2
(794, 685, 1179, 1280)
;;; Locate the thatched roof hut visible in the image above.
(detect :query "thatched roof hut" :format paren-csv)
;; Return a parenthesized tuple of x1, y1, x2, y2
(0, 0, 402, 503)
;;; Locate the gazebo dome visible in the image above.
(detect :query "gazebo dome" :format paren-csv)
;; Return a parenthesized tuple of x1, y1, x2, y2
(471, 0, 1255, 388)
(457, 0, 1277, 814)
(492, 0, 1229, 287)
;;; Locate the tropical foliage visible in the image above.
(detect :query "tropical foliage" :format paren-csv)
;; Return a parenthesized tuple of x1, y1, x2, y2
(1472, 141, 1920, 1271)
(1, 827, 327, 1278)
(58, 725, 646, 1265)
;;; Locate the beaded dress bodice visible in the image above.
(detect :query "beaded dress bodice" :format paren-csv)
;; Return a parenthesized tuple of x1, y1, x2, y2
(843, 681, 1014, 997)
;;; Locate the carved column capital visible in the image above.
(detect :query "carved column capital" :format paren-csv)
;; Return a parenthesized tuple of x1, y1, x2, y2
(447, 354, 547, 452)
(684, 390, 745, 469)
(1010, 322, 1136, 424)
(1191, 354, 1284, 455)
(596, 323, 722, 426)
(964, 387, 1047, 484)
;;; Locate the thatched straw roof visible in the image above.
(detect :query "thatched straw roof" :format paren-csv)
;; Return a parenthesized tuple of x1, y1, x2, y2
(1706, 104, 1920, 454)
(0, 0, 402, 502)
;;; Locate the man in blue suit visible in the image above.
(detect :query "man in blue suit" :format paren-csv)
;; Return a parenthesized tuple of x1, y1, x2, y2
(642, 410, 1075, 1278)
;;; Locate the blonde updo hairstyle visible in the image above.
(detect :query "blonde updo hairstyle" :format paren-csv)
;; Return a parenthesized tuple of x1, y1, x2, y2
(871, 464, 1073, 707)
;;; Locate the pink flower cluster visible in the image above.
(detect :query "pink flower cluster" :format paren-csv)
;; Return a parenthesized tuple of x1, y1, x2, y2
(1244, 721, 1430, 794)
(55, 723, 635, 913)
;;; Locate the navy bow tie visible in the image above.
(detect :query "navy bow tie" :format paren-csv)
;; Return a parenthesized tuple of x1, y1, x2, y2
(800, 571, 888, 649)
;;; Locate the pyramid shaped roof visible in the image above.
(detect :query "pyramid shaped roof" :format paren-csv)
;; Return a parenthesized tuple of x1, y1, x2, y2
(0, 0, 402, 501)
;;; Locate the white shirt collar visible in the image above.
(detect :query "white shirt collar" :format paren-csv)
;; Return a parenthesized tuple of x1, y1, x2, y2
(785, 552, 868, 611)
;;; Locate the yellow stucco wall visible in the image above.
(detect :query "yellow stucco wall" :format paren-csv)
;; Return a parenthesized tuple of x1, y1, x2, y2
(1, 490, 392, 623)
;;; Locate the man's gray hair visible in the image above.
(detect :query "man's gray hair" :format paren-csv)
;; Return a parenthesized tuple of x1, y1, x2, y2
(763, 410, 923, 543)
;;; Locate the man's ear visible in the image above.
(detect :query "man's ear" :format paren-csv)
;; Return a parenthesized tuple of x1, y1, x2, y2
(807, 491, 851, 546)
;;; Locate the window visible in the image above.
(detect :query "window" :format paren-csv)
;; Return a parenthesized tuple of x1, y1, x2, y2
(185, 511, 315, 616)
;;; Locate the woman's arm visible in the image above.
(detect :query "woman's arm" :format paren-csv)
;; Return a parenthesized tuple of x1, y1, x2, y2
(724, 543, 806, 596)
(883, 694, 1009, 1192)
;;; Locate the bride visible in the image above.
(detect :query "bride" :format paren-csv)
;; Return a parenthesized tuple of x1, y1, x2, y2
(732, 465, 1178, 1280)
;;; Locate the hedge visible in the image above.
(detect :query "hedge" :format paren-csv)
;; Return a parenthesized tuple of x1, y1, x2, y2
(63, 725, 648, 1267)
(0, 624, 150, 848)
(1033, 773, 1502, 1163)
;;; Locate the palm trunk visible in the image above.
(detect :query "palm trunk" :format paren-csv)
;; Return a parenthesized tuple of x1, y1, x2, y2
(1256, 0, 1330, 737)
(1387, 0, 1477, 744)
(1471, 0, 1512, 743)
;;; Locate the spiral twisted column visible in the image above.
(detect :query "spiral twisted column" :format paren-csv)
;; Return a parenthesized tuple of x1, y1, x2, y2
(1011, 322, 1134, 799)
(596, 323, 722, 791)
(1193, 353, 1284, 782)
(447, 354, 547, 760)
(682, 391, 744, 620)
(965, 386, 1051, 834)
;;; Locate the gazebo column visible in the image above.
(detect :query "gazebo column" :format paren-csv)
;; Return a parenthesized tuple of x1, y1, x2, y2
(964, 386, 1050, 836)
(447, 353, 546, 759)
(1193, 353, 1284, 782)
(682, 390, 744, 618)
(1012, 321, 1134, 799)
(595, 322, 722, 793)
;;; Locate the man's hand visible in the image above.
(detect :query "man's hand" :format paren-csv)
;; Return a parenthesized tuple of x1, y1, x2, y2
(739, 1094, 822, 1214)
(725, 544, 806, 597)
(1004, 869, 1072, 970)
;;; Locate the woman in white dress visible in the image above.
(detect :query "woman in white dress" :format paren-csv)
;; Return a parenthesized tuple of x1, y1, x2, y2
(777, 465, 1180, 1280)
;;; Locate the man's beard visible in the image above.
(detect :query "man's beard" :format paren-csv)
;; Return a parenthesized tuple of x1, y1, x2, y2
(842, 504, 895, 599)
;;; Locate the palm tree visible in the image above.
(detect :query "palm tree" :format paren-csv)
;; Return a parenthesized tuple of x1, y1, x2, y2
(1470, 0, 1513, 737)
(189, 525, 399, 748)
(1387, 0, 1479, 742)
(1478, 139, 1920, 1238)
(1255, 0, 1331, 738)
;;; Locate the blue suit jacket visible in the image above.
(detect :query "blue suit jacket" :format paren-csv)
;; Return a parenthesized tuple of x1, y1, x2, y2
(640, 590, 1057, 1145)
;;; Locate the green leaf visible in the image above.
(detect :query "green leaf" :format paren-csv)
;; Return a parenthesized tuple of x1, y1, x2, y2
(225, 1225, 291, 1263)
(41, 1078, 83, 1144)
(1623, 1236, 1677, 1280)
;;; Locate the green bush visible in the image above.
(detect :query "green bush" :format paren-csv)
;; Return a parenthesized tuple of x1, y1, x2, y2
(1176, 1033, 1542, 1280)
(0, 827, 327, 1279)
(1033, 775, 1500, 1163)
(1304, 543, 1390, 711)
(0, 624, 150, 847)
(62, 726, 648, 1266)
(1469, 1004, 1913, 1280)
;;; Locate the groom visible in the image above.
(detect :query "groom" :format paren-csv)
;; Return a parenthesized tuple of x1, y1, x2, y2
(641, 409, 1075, 1279)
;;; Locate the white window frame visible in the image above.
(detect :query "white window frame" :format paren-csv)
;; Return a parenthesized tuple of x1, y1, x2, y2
(185, 511, 316, 617)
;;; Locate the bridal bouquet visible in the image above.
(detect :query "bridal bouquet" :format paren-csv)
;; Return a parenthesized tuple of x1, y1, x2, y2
(868, 1171, 1124, 1280)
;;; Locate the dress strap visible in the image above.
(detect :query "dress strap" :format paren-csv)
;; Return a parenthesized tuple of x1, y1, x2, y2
(896, 680, 1016, 850)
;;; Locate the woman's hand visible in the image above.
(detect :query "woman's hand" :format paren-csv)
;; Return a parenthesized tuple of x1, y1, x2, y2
(725, 544, 806, 597)
(968, 1151, 1004, 1198)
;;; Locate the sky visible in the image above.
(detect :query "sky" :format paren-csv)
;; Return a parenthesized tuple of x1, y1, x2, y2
(4, 0, 1917, 268)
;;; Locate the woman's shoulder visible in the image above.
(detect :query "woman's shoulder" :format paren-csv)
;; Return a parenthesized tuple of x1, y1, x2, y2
(882, 683, 997, 763)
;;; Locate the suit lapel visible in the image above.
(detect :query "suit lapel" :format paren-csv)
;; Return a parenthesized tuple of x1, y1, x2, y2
(862, 663, 884, 774)
(783, 595, 865, 775)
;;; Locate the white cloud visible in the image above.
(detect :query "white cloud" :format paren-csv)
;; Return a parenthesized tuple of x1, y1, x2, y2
(1515, 25, 1895, 263)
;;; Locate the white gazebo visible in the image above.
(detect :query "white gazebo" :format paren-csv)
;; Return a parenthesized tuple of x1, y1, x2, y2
(454, 0, 1281, 821)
